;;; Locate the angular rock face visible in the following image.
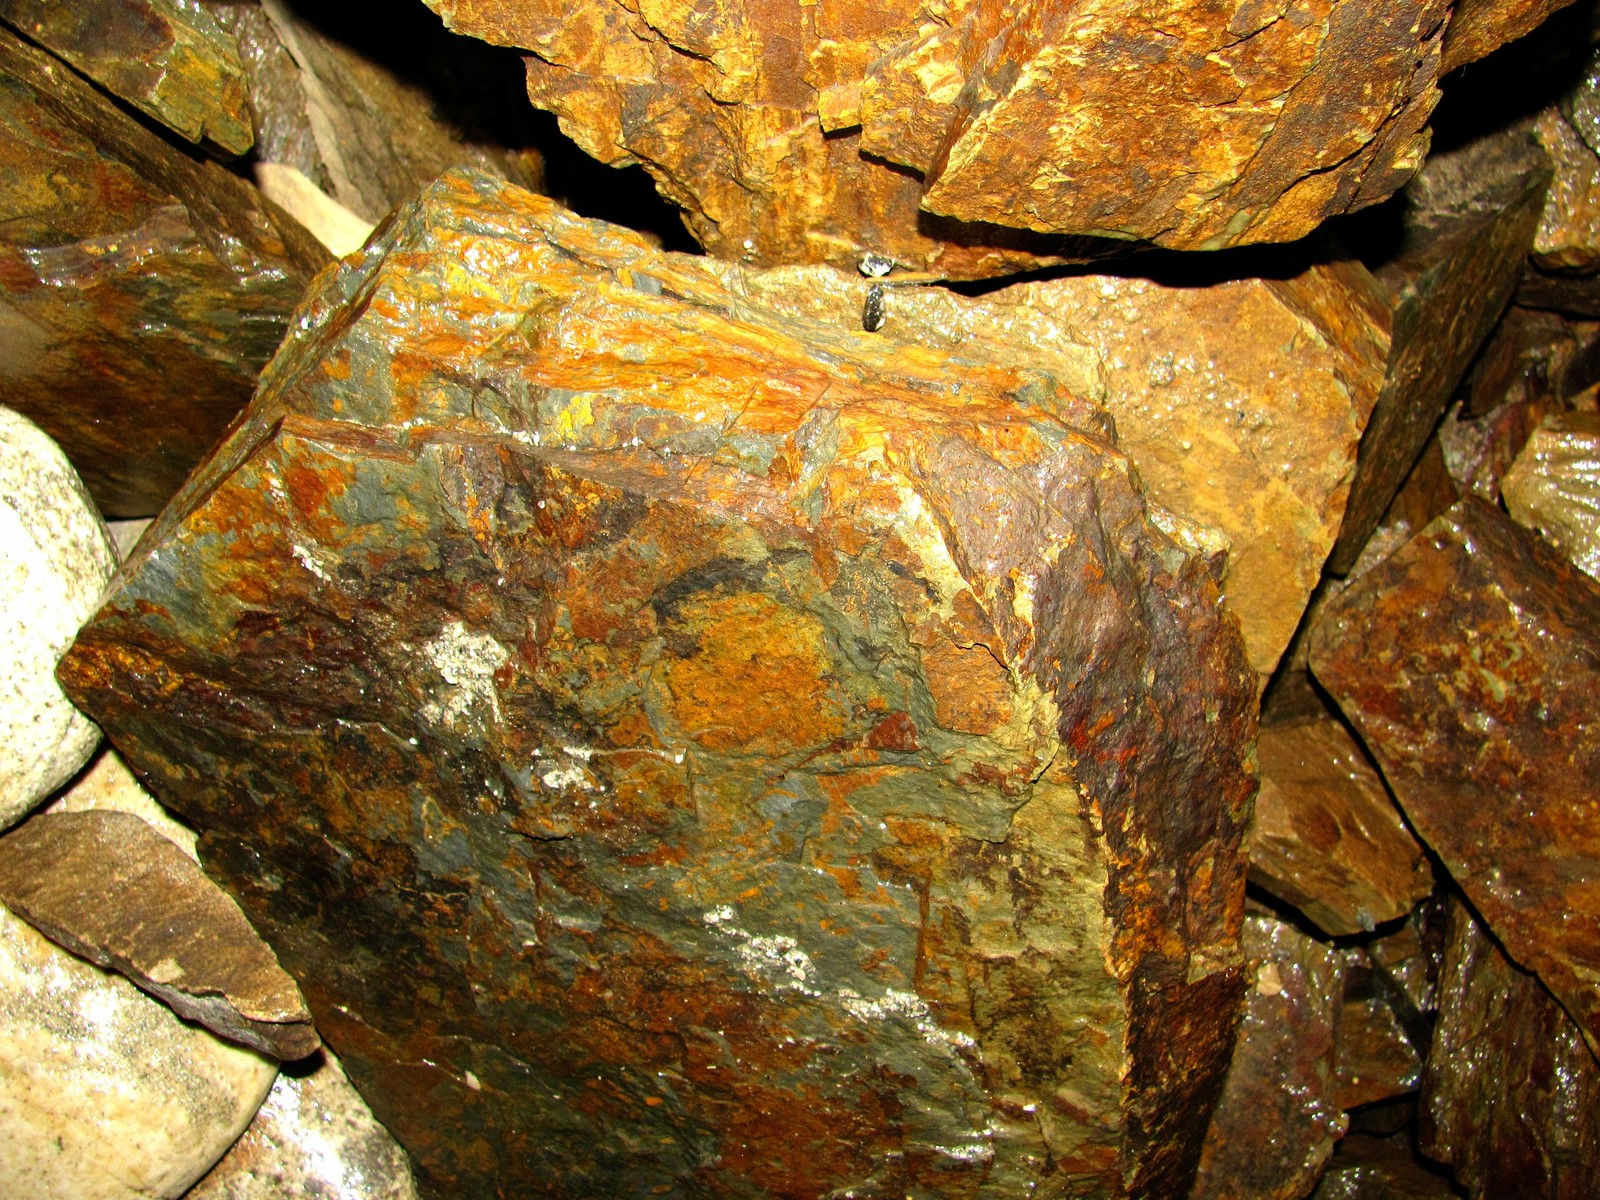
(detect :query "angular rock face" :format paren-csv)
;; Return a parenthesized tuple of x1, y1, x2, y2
(1442, 0, 1580, 71)
(1309, 496, 1600, 1056)
(0, 27, 329, 516)
(0, 0, 252, 153)
(425, 0, 1447, 272)
(1502, 410, 1600, 579)
(1420, 900, 1600, 1199)
(991, 264, 1389, 681)
(61, 170, 1257, 1199)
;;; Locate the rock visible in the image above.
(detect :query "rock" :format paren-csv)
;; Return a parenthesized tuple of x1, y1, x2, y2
(1532, 104, 1600, 272)
(1309, 496, 1600, 1055)
(0, 810, 317, 1059)
(60, 170, 1257, 1200)
(1247, 719, 1432, 937)
(1326, 128, 1551, 575)
(1455, 306, 1600, 419)
(205, 0, 543, 225)
(253, 163, 375, 258)
(1309, 1132, 1460, 1199)
(1438, 394, 1565, 501)
(0, 26, 330, 517)
(1418, 899, 1600, 1199)
(1332, 947, 1426, 1110)
(46, 748, 197, 857)
(0, 899, 276, 1200)
(1502, 410, 1600, 580)
(0, 0, 251, 153)
(187, 1049, 418, 1200)
(992, 261, 1390, 681)
(1441, 0, 1581, 72)
(1191, 914, 1349, 1200)
(425, 0, 1446, 272)
(0, 406, 115, 831)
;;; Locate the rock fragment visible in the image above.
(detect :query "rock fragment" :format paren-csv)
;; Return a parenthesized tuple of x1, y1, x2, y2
(1333, 944, 1426, 1110)
(1309, 1132, 1459, 1199)
(0, 810, 317, 1059)
(1442, 0, 1581, 72)
(0, 407, 116, 831)
(1419, 900, 1600, 1199)
(0, 0, 252, 153)
(1310, 495, 1600, 1054)
(0, 26, 329, 516)
(1247, 719, 1432, 937)
(60, 170, 1257, 1200)
(1502, 410, 1600, 579)
(1191, 914, 1348, 1200)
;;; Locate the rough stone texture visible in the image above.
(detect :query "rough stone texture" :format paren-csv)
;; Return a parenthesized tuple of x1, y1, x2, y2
(425, 0, 1446, 272)
(1502, 410, 1600, 579)
(1456, 306, 1600, 418)
(992, 263, 1389, 681)
(1438, 393, 1566, 501)
(0, 899, 276, 1200)
(1309, 1133, 1459, 1199)
(0, 810, 317, 1059)
(0, 406, 116, 831)
(0, 0, 252, 153)
(1440, 0, 1579, 71)
(1247, 719, 1432, 937)
(1332, 948, 1425, 1111)
(1191, 914, 1348, 1200)
(188, 1049, 419, 1200)
(205, 0, 544, 226)
(1326, 129, 1551, 575)
(1532, 104, 1600, 272)
(60, 170, 1257, 1200)
(1419, 899, 1600, 1200)
(46, 747, 197, 857)
(0, 26, 330, 517)
(1310, 495, 1600, 1055)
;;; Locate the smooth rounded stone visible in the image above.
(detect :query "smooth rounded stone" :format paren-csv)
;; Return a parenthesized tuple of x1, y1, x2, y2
(0, 405, 117, 830)
(46, 748, 199, 858)
(0, 900, 277, 1200)
(188, 1049, 418, 1200)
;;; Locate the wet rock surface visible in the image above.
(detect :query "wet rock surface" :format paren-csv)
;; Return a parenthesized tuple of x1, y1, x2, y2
(1310, 495, 1600, 1055)
(0, 26, 329, 517)
(424, 0, 1448, 271)
(1247, 719, 1432, 938)
(0, 810, 317, 1059)
(61, 170, 1257, 1200)
(1502, 410, 1600, 578)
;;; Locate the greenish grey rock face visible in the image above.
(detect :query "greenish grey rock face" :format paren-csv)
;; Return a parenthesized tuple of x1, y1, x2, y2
(63, 171, 1256, 1200)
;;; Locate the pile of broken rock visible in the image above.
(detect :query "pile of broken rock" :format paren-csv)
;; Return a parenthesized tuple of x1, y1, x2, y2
(3, 0, 1600, 1198)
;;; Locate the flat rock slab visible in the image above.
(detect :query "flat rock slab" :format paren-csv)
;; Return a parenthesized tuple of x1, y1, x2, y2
(61, 169, 1257, 1200)
(0, 810, 316, 1060)
(1247, 719, 1432, 937)
(1419, 900, 1600, 1199)
(426, 0, 1446, 271)
(1503, 410, 1600, 580)
(0, 0, 251, 153)
(0, 27, 329, 516)
(1310, 495, 1600, 1055)
(1191, 914, 1349, 1200)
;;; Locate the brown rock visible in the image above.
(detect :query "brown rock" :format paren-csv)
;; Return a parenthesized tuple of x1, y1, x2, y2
(1441, 0, 1580, 72)
(1326, 129, 1550, 575)
(60, 170, 1257, 1199)
(205, 0, 543, 225)
(1532, 105, 1600, 271)
(1247, 720, 1432, 937)
(0, 810, 317, 1060)
(0, 0, 252, 154)
(1310, 1133, 1460, 1199)
(1502, 410, 1600, 579)
(1419, 899, 1600, 1199)
(1309, 495, 1600, 1055)
(1191, 914, 1349, 1200)
(426, 0, 1447, 272)
(1332, 946, 1426, 1111)
(1438, 394, 1565, 501)
(0, 27, 329, 517)
(993, 262, 1390, 681)
(1456, 306, 1600, 419)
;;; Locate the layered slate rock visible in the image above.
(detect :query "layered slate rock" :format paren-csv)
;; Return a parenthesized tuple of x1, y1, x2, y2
(1247, 719, 1432, 937)
(1502, 411, 1600, 580)
(1333, 948, 1426, 1110)
(0, 811, 317, 1059)
(1442, 0, 1581, 71)
(61, 171, 1257, 1200)
(1419, 900, 1600, 1199)
(1191, 914, 1348, 1200)
(1326, 129, 1550, 575)
(992, 264, 1389, 681)
(0, 28, 329, 517)
(0, 0, 251, 153)
(1310, 496, 1600, 1055)
(425, 0, 1447, 272)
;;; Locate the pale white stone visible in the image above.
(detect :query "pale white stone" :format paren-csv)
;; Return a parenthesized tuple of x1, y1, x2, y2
(187, 1048, 418, 1200)
(0, 901, 277, 1199)
(0, 406, 117, 830)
